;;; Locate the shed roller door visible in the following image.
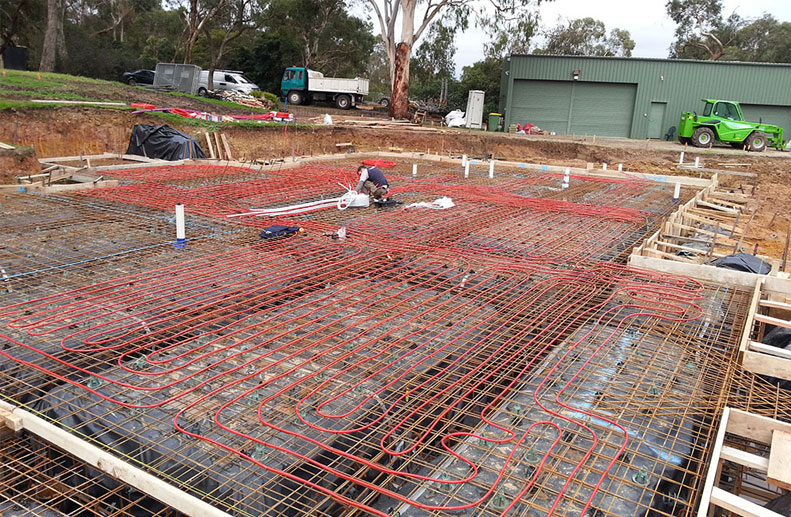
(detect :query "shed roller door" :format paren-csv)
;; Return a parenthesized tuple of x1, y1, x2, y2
(510, 80, 571, 135)
(569, 82, 636, 138)
(741, 104, 791, 136)
(509, 80, 636, 137)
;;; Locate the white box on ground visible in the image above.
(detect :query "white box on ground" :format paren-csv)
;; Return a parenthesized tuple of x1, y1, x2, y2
(465, 90, 485, 129)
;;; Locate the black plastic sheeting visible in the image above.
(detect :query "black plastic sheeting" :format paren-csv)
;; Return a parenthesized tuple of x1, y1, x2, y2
(760, 327, 791, 391)
(126, 124, 206, 161)
(710, 253, 771, 275)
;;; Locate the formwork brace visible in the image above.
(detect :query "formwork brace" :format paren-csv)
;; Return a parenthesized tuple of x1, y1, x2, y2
(0, 399, 232, 517)
(698, 407, 791, 517)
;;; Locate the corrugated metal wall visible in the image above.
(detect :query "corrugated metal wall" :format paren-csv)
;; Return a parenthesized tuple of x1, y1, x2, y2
(502, 55, 791, 139)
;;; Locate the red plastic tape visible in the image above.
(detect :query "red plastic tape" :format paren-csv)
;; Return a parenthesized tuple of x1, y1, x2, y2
(170, 108, 192, 118)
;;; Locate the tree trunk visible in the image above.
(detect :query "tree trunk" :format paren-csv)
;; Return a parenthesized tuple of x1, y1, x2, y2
(40, 0, 61, 71)
(184, 0, 199, 63)
(389, 42, 411, 119)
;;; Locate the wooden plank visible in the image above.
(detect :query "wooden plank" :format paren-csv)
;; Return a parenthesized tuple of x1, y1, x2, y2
(680, 213, 740, 240)
(673, 222, 740, 242)
(749, 341, 791, 360)
(688, 207, 738, 223)
(727, 408, 791, 445)
(678, 164, 758, 178)
(710, 486, 784, 517)
(0, 179, 120, 194)
(214, 133, 224, 160)
(655, 239, 728, 258)
(767, 430, 791, 490)
(720, 445, 769, 471)
(707, 196, 748, 209)
(759, 300, 791, 311)
(641, 248, 699, 263)
(0, 400, 232, 517)
(120, 154, 158, 162)
(32, 99, 127, 107)
(39, 153, 116, 163)
(697, 407, 730, 517)
(697, 199, 740, 214)
(93, 160, 184, 172)
(740, 278, 765, 354)
(763, 276, 791, 294)
(221, 133, 233, 161)
(628, 255, 762, 287)
(754, 313, 791, 329)
(0, 406, 22, 432)
(743, 350, 791, 381)
(711, 191, 751, 203)
(205, 132, 216, 159)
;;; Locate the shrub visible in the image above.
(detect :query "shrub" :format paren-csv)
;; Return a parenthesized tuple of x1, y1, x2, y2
(261, 91, 279, 105)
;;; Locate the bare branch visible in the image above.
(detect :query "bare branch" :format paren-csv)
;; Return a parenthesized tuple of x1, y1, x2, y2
(366, 0, 390, 42)
(92, 7, 132, 36)
(414, 0, 449, 40)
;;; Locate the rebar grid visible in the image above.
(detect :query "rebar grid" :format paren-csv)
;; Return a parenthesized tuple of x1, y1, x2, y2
(0, 193, 248, 302)
(0, 432, 181, 516)
(0, 157, 759, 517)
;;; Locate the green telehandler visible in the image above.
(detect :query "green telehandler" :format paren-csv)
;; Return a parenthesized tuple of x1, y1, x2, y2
(677, 99, 786, 152)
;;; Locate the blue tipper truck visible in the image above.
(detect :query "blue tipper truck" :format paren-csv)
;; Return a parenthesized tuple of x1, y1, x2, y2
(281, 67, 369, 109)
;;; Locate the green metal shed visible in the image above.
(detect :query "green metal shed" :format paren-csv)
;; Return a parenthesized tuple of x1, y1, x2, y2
(499, 55, 791, 140)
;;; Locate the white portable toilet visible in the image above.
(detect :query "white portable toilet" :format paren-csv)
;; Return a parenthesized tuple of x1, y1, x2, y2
(465, 90, 485, 129)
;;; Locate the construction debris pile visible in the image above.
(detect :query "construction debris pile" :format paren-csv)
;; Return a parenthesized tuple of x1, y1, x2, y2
(0, 156, 788, 517)
(220, 90, 273, 109)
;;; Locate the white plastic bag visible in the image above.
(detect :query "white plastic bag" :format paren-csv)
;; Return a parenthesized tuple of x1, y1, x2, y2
(445, 110, 466, 128)
(323, 114, 333, 125)
(404, 197, 455, 210)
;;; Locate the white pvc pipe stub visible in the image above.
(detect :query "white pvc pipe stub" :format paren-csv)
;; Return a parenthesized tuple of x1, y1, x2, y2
(175, 203, 186, 248)
(673, 182, 681, 204)
(412, 163, 417, 177)
(464, 162, 470, 178)
(488, 160, 495, 179)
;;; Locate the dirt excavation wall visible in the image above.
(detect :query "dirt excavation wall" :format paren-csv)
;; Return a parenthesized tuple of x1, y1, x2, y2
(0, 146, 39, 182)
(3, 107, 789, 180)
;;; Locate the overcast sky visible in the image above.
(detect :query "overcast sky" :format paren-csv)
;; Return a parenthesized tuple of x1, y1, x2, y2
(447, 0, 791, 74)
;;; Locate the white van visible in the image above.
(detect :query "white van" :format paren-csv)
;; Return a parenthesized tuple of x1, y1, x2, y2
(197, 70, 260, 96)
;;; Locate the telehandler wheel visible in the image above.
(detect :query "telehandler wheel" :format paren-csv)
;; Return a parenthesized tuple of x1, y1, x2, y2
(747, 132, 768, 152)
(691, 127, 715, 148)
(287, 91, 304, 105)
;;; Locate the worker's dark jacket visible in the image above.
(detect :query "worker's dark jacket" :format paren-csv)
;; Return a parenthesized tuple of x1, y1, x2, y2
(366, 167, 389, 187)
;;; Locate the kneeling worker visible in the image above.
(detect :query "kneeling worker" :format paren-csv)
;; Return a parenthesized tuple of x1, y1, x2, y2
(356, 164, 389, 200)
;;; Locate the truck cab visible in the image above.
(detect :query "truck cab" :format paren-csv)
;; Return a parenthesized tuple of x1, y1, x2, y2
(281, 67, 368, 109)
(704, 100, 742, 120)
(281, 67, 307, 102)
